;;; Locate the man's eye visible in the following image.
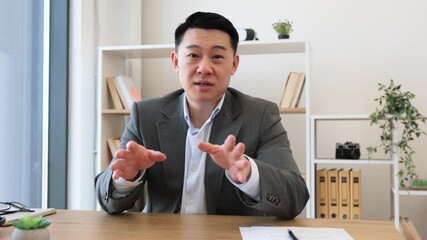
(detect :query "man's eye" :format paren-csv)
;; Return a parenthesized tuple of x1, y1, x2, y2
(212, 55, 224, 60)
(188, 54, 199, 58)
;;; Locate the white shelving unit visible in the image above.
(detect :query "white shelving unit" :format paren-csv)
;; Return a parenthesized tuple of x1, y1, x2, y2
(307, 114, 427, 230)
(96, 40, 311, 201)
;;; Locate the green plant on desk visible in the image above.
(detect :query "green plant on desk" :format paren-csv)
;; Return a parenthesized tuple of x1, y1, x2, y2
(12, 216, 51, 240)
(13, 215, 51, 229)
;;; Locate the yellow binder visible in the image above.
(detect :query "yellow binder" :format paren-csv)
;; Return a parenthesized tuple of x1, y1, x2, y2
(316, 168, 328, 218)
(327, 168, 339, 219)
(338, 169, 350, 219)
(350, 169, 362, 220)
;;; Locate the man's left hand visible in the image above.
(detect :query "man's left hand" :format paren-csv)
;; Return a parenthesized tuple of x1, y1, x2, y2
(198, 135, 251, 183)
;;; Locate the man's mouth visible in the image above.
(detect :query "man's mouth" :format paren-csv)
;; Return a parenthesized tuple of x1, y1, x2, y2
(194, 81, 213, 86)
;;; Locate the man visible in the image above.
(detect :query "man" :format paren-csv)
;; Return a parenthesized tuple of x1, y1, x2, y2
(95, 11, 309, 219)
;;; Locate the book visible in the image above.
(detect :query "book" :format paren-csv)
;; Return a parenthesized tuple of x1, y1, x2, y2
(338, 169, 350, 220)
(107, 77, 124, 110)
(113, 75, 141, 110)
(315, 168, 329, 218)
(327, 168, 339, 219)
(2, 208, 56, 227)
(289, 72, 305, 108)
(349, 169, 362, 220)
(107, 136, 121, 158)
(279, 72, 300, 108)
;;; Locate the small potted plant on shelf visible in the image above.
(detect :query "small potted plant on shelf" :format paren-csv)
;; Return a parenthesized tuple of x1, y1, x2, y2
(367, 79, 426, 188)
(12, 215, 51, 240)
(272, 19, 293, 39)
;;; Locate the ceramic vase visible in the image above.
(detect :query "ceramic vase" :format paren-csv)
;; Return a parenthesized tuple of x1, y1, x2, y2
(11, 228, 50, 240)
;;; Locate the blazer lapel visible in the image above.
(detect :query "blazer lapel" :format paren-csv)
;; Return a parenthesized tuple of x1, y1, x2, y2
(205, 91, 242, 214)
(157, 93, 187, 212)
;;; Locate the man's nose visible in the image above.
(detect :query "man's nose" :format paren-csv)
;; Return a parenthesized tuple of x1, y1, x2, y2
(197, 57, 213, 75)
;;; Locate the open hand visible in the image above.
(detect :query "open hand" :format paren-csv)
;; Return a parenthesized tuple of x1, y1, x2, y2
(198, 135, 251, 183)
(110, 141, 167, 181)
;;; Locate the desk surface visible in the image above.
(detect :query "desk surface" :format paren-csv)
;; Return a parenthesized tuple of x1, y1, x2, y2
(0, 210, 402, 240)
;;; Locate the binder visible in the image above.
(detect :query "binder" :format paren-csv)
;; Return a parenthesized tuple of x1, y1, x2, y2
(327, 168, 339, 219)
(350, 169, 362, 220)
(315, 169, 328, 218)
(338, 169, 350, 219)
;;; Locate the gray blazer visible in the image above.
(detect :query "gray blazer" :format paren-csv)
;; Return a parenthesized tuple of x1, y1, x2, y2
(95, 88, 309, 219)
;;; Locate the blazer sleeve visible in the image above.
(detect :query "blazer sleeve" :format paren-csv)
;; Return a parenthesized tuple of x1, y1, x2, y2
(236, 101, 309, 219)
(95, 103, 146, 214)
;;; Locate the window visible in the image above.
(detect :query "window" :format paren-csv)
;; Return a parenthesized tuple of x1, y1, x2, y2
(0, 0, 44, 207)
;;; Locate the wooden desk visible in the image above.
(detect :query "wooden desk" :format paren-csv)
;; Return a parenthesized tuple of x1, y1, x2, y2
(0, 210, 402, 240)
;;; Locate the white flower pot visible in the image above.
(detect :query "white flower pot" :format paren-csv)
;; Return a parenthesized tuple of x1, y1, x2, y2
(12, 228, 50, 240)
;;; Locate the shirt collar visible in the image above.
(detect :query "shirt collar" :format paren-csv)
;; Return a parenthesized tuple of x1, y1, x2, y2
(183, 93, 225, 128)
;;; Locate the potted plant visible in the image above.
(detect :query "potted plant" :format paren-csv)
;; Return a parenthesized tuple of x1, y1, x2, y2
(272, 19, 293, 39)
(367, 79, 426, 187)
(12, 215, 51, 240)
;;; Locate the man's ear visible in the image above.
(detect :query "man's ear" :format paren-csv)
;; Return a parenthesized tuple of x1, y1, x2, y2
(171, 51, 179, 73)
(231, 54, 240, 75)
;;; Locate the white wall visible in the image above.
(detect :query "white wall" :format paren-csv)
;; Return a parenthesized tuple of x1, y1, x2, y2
(69, 0, 427, 238)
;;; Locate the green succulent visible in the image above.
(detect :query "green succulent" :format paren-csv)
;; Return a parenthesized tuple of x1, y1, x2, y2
(272, 19, 293, 35)
(12, 215, 51, 230)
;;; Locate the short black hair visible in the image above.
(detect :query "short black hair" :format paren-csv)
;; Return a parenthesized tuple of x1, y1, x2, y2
(174, 12, 239, 55)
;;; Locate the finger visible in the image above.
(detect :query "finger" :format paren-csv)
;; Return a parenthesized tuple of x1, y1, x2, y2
(148, 150, 167, 162)
(115, 148, 127, 159)
(110, 158, 126, 171)
(198, 142, 221, 154)
(234, 158, 250, 170)
(112, 169, 123, 180)
(233, 142, 245, 158)
(223, 135, 236, 152)
(126, 141, 140, 153)
(237, 172, 247, 183)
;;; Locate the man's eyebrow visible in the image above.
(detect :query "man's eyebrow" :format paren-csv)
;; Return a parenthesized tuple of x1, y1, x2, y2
(185, 44, 227, 51)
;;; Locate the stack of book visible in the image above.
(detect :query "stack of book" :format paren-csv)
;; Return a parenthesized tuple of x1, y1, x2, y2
(279, 72, 305, 108)
(316, 168, 362, 220)
(107, 136, 121, 159)
(106, 75, 141, 110)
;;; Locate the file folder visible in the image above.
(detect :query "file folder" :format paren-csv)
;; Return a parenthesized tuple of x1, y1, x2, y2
(327, 168, 339, 219)
(350, 169, 362, 220)
(338, 169, 350, 219)
(316, 169, 328, 218)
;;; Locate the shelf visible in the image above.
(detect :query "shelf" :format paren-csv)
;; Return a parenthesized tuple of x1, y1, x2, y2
(313, 159, 393, 165)
(280, 107, 305, 114)
(308, 114, 404, 230)
(238, 40, 306, 55)
(98, 41, 307, 60)
(311, 114, 370, 121)
(398, 189, 427, 196)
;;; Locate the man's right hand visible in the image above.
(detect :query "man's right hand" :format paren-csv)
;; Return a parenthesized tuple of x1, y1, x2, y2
(110, 141, 167, 181)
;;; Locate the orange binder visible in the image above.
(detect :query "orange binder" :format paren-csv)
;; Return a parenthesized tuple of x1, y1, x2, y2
(350, 169, 362, 220)
(338, 169, 350, 219)
(327, 168, 339, 219)
(316, 169, 328, 218)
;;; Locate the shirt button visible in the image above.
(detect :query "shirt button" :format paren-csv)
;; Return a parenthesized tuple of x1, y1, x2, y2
(190, 165, 197, 171)
(187, 198, 194, 205)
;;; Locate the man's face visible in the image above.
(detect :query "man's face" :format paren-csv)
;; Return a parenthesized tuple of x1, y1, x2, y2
(171, 28, 239, 108)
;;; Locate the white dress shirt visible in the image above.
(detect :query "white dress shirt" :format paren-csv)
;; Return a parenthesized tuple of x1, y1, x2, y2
(112, 93, 261, 213)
